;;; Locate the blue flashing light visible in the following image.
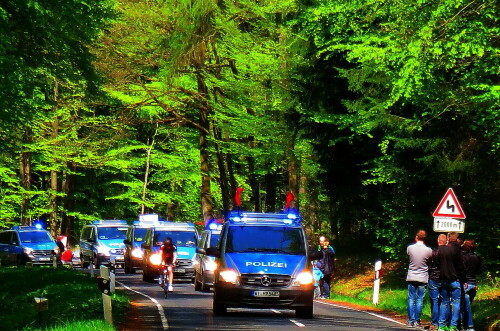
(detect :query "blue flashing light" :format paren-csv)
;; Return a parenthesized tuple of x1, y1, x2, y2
(92, 220, 128, 225)
(32, 219, 48, 230)
(205, 218, 224, 231)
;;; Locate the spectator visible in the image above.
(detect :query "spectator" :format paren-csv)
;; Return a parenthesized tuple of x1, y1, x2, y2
(312, 261, 324, 299)
(428, 234, 447, 330)
(406, 230, 432, 328)
(461, 239, 481, 331)
(437, 232, 466, 331)
(317, 235, 335, 299)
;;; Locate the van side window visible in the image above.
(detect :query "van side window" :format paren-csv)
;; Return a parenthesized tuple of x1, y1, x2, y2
(199, 232, 207, 249)
(11, 233, 19, 245)
(0, 231, 11, 244)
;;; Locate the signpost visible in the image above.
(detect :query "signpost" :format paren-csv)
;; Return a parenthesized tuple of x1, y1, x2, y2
(433, 218, 465, 233)
(432, 188, 466, 233)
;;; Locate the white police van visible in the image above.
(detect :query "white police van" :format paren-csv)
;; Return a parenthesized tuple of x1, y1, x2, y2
(204, 210, 315, 318)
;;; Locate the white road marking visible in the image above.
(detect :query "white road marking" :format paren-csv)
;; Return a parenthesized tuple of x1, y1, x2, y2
(116, 281, 169, 330)
(315, 300, 406, 325)
(271, 309, 282, 314)
(289, 319, 306, 327)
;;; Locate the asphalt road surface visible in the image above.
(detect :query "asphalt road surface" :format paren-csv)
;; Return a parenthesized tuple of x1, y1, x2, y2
(102, 269, 409, 331)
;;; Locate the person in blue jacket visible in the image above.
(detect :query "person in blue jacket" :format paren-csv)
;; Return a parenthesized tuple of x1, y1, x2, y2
(313, 262, 324, 299)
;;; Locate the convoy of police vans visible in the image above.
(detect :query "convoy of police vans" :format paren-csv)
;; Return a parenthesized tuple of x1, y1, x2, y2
(2, 196, 316, 319)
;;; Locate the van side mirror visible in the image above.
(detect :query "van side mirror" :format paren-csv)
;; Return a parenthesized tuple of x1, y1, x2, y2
(205, 247, 220, 258)
(196, 247, 206, 255)
(87, 238, 96, 243)
(123, 239, 131, 245)
(141, 243, 150, 249)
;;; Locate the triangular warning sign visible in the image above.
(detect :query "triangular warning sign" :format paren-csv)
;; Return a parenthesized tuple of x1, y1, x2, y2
(433, 188, 466, 219)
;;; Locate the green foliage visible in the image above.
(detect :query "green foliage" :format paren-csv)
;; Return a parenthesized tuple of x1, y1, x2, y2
(0, 267, 128, 331)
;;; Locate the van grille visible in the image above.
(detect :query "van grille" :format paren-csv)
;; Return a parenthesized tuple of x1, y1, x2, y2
(177, 259, 192, 267)
(33, 250, 54, 256)
(240, 274, 291, 287)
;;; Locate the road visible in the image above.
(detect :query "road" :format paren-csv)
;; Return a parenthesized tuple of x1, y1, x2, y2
(107, 269, 408, 331)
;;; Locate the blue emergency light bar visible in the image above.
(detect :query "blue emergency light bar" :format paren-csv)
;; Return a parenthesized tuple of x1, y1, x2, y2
(92, 220, 128, 225)
(12, 226, 43, 231)
(156, 222, 196, 229)
(205, 218, 224, 231)
(227, 210, 302, 225)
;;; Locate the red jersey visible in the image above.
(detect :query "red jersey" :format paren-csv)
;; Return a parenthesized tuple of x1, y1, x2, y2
(161, 244, 177, 265)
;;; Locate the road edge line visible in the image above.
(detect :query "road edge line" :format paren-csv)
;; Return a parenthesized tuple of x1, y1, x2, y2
(315, 300, 406, 326)
(116, 280, 169, 330)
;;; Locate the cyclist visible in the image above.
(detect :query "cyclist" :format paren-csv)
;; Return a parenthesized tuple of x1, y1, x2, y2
(160, 237, 177, 292)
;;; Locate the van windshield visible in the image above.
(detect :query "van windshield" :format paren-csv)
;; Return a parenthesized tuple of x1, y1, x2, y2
(19, 231, 53, 244)
(210, 233, 220, 249)
(154, 231, 197, 247)
(225, 226, 305, 255)
(97, 227, 128, 240)
(134, 228, 147, 242)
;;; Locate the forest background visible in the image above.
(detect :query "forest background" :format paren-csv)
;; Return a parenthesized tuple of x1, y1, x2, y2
(0, 0, 498, 271)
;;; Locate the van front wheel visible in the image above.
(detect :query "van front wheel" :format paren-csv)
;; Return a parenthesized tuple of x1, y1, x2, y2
(213, 296, 227, 315)
(295, 306, 313, 319)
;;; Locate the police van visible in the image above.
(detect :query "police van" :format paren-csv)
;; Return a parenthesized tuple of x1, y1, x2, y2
(79, 220, 128, 268)
(0, 226, 60, 266)
(204, 211, 315, 318)
(123, 214, 161, 274)
(141, 222, 198, 282)
(194, 219, 223, 291)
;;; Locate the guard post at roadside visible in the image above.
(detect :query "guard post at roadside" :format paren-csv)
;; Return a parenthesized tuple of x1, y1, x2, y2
(372, 260, 383, 305)
(97, 265, 113, 324)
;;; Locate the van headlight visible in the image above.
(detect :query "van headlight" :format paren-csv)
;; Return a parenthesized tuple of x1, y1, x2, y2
(204, 260, 218, 272)
(293, 271, 314, 286)
(24, 247, 34, 255)
(219, 269, 239, 284)
(97, 246, 110, 256)
(149, 253, 162, 266)
(131, 248, 143, 258)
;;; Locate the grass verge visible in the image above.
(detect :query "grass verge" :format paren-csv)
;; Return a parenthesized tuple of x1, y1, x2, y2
(331, 256, 500, 330)
(0, 266, 129, 331)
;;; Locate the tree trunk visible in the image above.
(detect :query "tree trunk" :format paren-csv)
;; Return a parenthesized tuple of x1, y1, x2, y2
(264, 172, 277, 212)
(248, 156, 261, 212)
(213, 127, 230, 213)
(224, 131, 237, 208)
(61, 162, 77, 244)
(141, 124, 158, 214)
(197, 71, 214, 222)
(20, 128, 32, 225)
(49, 80, 60, 236)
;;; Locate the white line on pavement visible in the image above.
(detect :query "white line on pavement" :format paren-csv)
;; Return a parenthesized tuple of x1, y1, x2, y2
(315, 300, 405, 326)
(271, 309, 282, 314)
(116, 281, 169, 330)
(289, 319, 306, 327)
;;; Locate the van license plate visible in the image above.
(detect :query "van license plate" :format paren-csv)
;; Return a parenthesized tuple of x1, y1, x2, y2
(176, 268, 186, 273)
(253, 291, 279, 298)
(39, 257, 50, 261)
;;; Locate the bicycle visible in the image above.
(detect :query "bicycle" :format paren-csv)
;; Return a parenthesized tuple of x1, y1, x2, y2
(158, 264, 174, 298)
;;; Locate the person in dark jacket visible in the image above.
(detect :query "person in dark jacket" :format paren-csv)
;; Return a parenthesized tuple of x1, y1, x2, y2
(437, 232, 466, 331)
(317, 235, 335, 299)
(461, 239, 481, 331)
(428, 234, 447, 330)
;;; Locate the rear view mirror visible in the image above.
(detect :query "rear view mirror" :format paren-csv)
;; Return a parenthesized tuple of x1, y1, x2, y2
(123, 239, 131, 245)
(206, 247, 220, 258)
(196, 247, 206, 255)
